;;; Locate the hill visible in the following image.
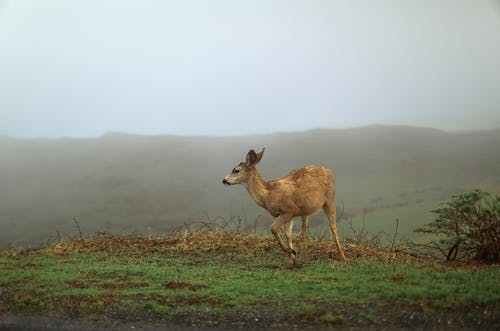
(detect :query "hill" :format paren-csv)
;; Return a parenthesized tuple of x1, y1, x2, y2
(1, 125, 499, 248)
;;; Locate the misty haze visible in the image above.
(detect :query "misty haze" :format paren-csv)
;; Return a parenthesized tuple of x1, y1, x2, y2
(0, 1, 499, 248)
(1, 126, 499, 249)
(0, 0, 499, 243)
(1, 1, 500, 329)
(1, 1, 500, 139)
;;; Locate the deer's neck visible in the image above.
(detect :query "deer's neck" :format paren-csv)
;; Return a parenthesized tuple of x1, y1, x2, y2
(245, 170, 269, 209)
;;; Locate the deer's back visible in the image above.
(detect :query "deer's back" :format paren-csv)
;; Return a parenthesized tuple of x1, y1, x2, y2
(265, 165, 334, 217)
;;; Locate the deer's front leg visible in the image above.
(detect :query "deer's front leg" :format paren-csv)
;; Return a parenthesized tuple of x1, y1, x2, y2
(270, 214, 296, 265)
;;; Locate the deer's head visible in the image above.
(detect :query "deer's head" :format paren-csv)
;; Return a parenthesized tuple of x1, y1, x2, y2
(222, 148, 265, 186)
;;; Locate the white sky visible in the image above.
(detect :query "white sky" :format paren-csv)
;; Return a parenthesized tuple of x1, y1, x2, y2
(1, 0, 500, 138)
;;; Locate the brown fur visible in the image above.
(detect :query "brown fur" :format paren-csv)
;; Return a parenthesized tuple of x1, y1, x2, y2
(223, 148, 346, 265)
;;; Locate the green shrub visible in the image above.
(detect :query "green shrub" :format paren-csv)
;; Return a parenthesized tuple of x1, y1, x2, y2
(415, 190, 499, 262)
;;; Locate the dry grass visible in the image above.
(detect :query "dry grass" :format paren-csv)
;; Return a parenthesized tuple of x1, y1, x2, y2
(11, 230, 430, 266)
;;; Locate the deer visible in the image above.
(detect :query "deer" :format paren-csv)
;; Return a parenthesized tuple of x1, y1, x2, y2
(222, 148, 346, 266)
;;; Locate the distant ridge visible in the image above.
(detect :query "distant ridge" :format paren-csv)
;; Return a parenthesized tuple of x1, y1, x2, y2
(100, 124, 500, 140)
(3, 125, 500, 141)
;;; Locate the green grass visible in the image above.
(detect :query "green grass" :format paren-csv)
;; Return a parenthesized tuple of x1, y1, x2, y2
(1, 233, 499, 328)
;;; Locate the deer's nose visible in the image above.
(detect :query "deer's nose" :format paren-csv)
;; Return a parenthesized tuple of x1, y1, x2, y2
(222, 178, 229, 185)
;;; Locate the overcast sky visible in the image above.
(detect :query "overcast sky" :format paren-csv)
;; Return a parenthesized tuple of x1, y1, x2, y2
(1, 0, 500, 138)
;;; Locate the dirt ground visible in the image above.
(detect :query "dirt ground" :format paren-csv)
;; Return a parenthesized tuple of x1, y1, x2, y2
(1, 302, 498, 331)
(0, 313, 221, 331)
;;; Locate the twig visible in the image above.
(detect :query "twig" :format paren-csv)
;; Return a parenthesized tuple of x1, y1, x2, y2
(362, 208, 367, 235)
(73, 217, 84, 243)
(201, 221, 214, 231)
(391, 218, 399, 250)
(337, 201, 345, 221)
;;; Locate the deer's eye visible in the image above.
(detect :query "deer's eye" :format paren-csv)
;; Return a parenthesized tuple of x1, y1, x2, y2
(233, 169, 240, 174)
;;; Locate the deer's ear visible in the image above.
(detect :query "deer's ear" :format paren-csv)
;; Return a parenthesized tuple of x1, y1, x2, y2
(246, 149, 257, 166)
(255, 147, 265, 164)
(246, 148, 265, 166)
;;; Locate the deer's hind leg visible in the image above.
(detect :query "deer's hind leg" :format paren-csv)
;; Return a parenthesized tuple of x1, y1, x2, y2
(284, 218, 295, 253)
(301, 216, 309, 262)
(323, 201, 346, 262)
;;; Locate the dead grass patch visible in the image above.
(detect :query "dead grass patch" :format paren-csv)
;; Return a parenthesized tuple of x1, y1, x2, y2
(163, 281, 208, 291)
(40, 230, 432, 265)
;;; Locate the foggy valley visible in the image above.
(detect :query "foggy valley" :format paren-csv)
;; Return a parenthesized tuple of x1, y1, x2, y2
(1, 125, 499, 249)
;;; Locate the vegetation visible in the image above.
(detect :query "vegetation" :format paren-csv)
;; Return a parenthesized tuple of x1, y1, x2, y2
(1, 231, 499, 329)
(415, 190, 500, 262)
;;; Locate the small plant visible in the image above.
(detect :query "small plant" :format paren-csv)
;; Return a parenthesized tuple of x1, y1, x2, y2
(319, 311, 346, 325)
(415, 190, 499, 262)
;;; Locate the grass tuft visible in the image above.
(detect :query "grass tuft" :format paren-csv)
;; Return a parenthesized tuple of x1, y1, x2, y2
(319, 311, 346, 325)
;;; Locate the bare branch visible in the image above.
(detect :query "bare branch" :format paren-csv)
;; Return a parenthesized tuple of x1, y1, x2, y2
(391, 218, 399, 250)
(73, 217, 84, 243)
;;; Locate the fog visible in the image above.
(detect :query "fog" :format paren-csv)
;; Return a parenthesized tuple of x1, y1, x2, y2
(1, 0, 500, 138)
(1, 126, 499, 248)
(1, 1, 500, 247)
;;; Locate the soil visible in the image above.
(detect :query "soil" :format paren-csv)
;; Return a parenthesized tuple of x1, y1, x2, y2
(1, 301, 498, 331)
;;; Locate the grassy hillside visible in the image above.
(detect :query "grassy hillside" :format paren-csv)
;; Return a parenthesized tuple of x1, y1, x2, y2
(1, 125, 499, 248)
(1, 232, 499, 330)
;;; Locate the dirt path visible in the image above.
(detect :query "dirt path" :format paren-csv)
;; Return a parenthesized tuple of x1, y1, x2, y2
(1, 311, 496, 331)
(0, 313, 228, 331)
